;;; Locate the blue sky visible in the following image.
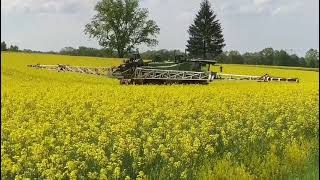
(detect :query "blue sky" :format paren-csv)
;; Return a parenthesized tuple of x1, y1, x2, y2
(1, 0, 319, 56)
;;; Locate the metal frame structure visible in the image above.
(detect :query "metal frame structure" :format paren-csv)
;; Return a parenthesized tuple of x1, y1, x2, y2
(27, 64, 111, 76)
(216, 73, 299, 83)
(28, 64, 300, 84)
(133, 68, 210, 81)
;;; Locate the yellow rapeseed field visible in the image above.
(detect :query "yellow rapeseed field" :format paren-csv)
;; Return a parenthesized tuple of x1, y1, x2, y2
(1, 52, 319, 179)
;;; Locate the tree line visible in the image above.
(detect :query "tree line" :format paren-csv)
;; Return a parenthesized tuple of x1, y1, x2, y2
(1, 41, 19, 52)
(60, 47, 186, 63)
(3, 41, 318, 68)
(1, 41, 59, 54)
(216, 48, 319, 68)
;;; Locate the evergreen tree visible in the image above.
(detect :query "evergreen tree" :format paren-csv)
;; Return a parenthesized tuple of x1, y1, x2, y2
(186, 0, 225, 59)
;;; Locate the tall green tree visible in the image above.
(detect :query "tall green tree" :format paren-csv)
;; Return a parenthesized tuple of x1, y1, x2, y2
(305, 49, 319, 68)
(1, 41, 7, 51)
(274, 50, 291, 66)
(215, 52, 227, 63)
(259, 48, 274, 65)
(9, 45, 19, 52)
(242, 52, 260, 65)
(227, 50, 244, 64)
(289, 54, 300, 67)
(85, 0, 160, 58)
(186, 0, 225, 59)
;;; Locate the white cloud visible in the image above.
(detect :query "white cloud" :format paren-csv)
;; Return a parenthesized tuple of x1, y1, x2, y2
(253, 0, 273, 6)
(238, 4, 263, 14)
(271, 2, 302, 16)
(1, 0, 98, 14)
(235, 0, 274, 15)
(271, 7, 282, 16)
(217, 0, 303, 16)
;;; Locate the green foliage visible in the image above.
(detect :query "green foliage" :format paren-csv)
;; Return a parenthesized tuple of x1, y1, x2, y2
(85, 0, 160, 58)
(305, 49, 319, 68)
(217, 48, 314, 68)
(141, 49, 185, 62)
(260, 48, 275, 65)
(186, 0, 225, 59)
(9, 45, 19, 52)
(60, 46, 117, 58)
(153, 54, 163, 62)
(274, 50, 291, 66)
(7, 44, 316, 69)
(1, 41, 7, 51)
(225, 50, 244, 64)
(2, 42, 19, 52)
(242, 52, 261, 65)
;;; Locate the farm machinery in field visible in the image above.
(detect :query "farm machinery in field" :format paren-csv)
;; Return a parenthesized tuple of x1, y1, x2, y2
(28, 53, 299, 85)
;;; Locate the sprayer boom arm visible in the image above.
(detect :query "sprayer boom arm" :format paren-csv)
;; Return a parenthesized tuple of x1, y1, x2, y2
(28, 64, 112, 76)
(27, 64, 300, 84)
(216, 73, 299, 83)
